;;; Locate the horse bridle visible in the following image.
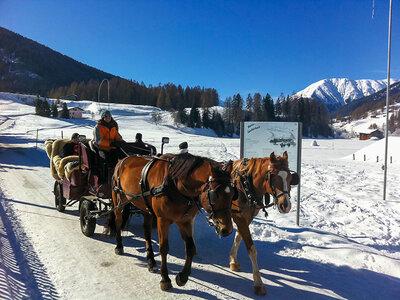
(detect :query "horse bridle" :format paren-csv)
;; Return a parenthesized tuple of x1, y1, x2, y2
(265, 169, 291, 207)
(200, 175, 232, 226)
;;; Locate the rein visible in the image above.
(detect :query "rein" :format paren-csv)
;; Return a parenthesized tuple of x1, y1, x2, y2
(234, 159, 290, 218)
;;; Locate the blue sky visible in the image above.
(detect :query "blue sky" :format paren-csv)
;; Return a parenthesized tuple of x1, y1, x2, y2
(0, 0, 399, 101)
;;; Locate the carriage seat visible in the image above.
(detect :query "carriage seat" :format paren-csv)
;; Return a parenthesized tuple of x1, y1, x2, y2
(46, 138, 91, 181)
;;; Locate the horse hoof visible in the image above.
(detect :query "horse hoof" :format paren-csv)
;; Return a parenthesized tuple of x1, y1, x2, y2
(230, 263, 240, 272)
(160, 280, 172, 291)
(115, 247, 124, 255)
(254, 285, 267, 296)
(175, 272, 188, 286)
(147, 261, 158, 273)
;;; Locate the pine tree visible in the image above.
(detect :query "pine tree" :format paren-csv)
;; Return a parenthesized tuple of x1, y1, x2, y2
(231, 94, 243, 131)
(253, 93, 263, 121)
(156, 89, 166, 109)
(60, 102, 69, 119)
(35, 96, 43, 116)
(51, 101, 58, 118)
(246, 94, 254, 112)
(310, 98, 319, 137)
(188, 104, 201, 128)
(210, 111, 225, 137)
(303, 98, 311, 136)
(202, 107, 210, 128)
(42, 98, 51, 117)
(262, 93, 275, 121)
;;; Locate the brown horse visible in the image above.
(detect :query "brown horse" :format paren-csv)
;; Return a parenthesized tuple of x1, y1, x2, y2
(222, 151, 299, 296)
(109, 153, 234, 291)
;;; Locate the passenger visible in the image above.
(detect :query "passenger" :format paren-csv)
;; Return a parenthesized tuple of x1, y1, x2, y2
(93, 110, 126, 177)
(135, 133, 145, 145)
(60, 133, 80, 158)
(178, 142, 188, 154)
(130, 132, 156, 155)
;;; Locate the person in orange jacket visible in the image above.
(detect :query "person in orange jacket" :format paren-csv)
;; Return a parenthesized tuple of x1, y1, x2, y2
(93, 110, 126, 179)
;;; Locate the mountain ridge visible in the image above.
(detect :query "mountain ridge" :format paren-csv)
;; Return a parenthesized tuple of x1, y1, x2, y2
(0, 26, 115, 94)
(293, 78, 398, 111)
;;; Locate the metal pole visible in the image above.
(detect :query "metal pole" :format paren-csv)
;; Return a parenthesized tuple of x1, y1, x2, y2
(107, 80, 110, 110)
(36, 129, 38, 149)
(98, 79, 110, 111)
(383, 0, 393, 201)
(296, 122, 302, 226)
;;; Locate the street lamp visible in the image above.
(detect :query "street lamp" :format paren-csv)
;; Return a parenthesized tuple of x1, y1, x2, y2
(98, 79, 110, 111)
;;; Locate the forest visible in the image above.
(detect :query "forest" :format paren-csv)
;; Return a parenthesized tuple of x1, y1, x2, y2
(46, 78, 333, 138)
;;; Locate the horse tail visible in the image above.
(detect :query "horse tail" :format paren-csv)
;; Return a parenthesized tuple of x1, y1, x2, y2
(105, 208, 116, 236)
(105, 206, 131, 236)
(121, 204, 131, 230)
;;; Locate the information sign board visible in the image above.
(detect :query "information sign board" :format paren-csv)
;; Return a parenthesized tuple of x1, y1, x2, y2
(240, 122, 300, 170)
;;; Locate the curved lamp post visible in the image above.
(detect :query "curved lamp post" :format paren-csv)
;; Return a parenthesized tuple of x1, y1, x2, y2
(98, 79, 110, 110)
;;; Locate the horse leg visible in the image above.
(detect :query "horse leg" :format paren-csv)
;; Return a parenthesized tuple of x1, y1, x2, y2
(229, 231, 243, 271)
(158, 217, 172, 291)
(114, 209, 124, 255)
(143, 213, 156, 273)
(175, 220, 197, 287)
(234, 216, 266, 296)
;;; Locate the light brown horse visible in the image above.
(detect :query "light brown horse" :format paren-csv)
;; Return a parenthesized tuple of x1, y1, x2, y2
(109, 153, 234, 291)
(223, 151, 299, 296)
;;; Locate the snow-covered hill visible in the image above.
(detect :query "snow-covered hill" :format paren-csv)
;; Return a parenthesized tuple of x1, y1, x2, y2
(294, 78, 397, 111)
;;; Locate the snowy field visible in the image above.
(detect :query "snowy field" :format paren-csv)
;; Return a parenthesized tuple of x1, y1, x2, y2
(0, 92, 399, 299)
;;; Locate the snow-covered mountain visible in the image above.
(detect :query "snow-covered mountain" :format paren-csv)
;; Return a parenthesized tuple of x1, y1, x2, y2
(294, 78, 398, 111)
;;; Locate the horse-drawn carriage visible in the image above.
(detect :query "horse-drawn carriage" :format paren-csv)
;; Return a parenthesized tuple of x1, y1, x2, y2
(45, 133, 300, 295)
(45, 135, 167, 236)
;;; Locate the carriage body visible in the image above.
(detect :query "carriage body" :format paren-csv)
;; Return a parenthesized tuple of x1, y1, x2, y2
(46, 136, 159, 236)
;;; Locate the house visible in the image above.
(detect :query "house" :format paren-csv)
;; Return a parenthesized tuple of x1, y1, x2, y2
(69, 107, 84, 119)
(359, 129, 384, 140)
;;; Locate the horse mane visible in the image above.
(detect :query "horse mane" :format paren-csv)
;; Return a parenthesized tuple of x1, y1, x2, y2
(168, 153, 231, 182)
(236, 155, 288, 176)
(168, 153, 205, 181)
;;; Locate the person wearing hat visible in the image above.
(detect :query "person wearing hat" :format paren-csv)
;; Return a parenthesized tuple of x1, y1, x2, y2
(60, 133, 80, 158)
(135, 132, 143, 143)
(179, 142, 188, 154)
(93, 110, 125, 174)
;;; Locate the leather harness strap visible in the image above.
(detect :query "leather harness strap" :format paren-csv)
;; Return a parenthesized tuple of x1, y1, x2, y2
(112, 156, 169, 215)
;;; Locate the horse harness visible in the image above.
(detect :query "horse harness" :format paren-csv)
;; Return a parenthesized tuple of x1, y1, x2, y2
(234, 159, 291, 218)
(112, 155, 229, 226)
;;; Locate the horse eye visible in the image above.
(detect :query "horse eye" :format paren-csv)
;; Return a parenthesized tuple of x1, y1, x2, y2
(224, 186, 231, 193)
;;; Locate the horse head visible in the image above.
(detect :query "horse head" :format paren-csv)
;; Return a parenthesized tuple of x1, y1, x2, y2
(266, 151, 294, 214)
(168, 154, 234, 237)
(199, 163, 234, 237)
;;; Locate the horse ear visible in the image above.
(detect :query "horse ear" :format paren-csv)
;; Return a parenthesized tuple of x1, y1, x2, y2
(283, 151, 288, 160)
(270, 152, 276, 162)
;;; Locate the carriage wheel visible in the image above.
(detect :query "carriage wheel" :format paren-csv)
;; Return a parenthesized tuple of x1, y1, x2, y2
(54, 181, 66, 212)
(80, 199, 96, 237)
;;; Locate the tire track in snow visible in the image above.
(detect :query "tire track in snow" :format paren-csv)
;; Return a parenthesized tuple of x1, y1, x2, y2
(0, 188, 59, 299)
